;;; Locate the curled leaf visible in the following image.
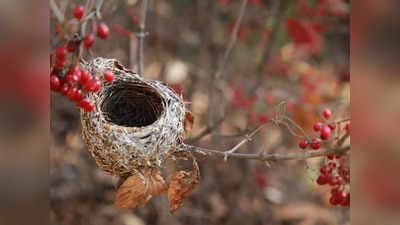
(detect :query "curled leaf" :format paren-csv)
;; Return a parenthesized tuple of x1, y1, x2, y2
(168, 162, 199, 212)
(115, 167, 167, 209)
(183, 111, 194, 136)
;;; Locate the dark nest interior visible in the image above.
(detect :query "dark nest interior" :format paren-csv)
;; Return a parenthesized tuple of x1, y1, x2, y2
(101, 81, 164, 127)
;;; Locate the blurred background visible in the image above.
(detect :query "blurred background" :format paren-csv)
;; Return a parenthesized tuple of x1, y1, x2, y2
(14, 0, 400, 225)
(49, 0, 351, 225)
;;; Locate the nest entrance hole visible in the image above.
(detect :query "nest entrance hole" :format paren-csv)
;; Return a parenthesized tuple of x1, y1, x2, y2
(101, 81, 164, 127)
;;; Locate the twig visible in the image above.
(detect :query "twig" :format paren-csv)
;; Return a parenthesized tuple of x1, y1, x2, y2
(137, 0, 149, 77)
(205, 0, 248, 138)
(186, 117, 225, 144)
(50, 0, 65, 23)
(255, 0, 282, 77)
(214, 0, 248, 80)
(96, 0, 104, 19)
(223, 122, 268, 160)
(181, 143, 350, 162)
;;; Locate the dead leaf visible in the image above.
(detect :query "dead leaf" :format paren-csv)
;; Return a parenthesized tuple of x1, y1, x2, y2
(183, 111, 194, 136)
(167, 162, 199, 212)
(115, 167, 167, 209)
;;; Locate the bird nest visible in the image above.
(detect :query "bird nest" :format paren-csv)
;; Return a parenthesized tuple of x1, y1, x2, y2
(80, 57, 187, 177)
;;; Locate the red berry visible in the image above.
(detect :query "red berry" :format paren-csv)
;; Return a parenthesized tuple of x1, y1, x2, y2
(65, 73, 80, 83)
(67, 42, 77, 52)
(74, 89, 83, 102)
(341, 193, 350, 206)
(131, 15, 139, 23)
(316, 175, 327, 185)
(50, 75, 61, 91)
(258, 114, 269, 123)
(84, 34, 95, 48)
(328, 123, 336, 130)
(327, 154, 334, 160)
(74, 5, 85, 20)
(78, 98, 94, 112)
(329, 195, 340, 206)
(55, 58, 66, 68)
(84, 101, 95, 112)
(60, 83, 70, 95)
(83, 78, 95, 92)
(83, 78, 101, 92)
(320, 126, 331, 140)
(335, 176, 343, 185)
(103, 71, 115, 82)
(97, 23, 110, 39)
(299, 140, 308, 149)
(328, 162, 337, 168)
(55, 46, 67, 59)
(80, 70, 91, 84)
(323, 109, 332, 119)
(320, 166, 331, 175)
(68, 66, 81, 76)
(67, 87, 78, 101)
(328, 176, 339, 186)
(93, 80, 102, 92)
(313, 122, 323, 131)
(56, 26, 62, 35)
(331, 188, 339, 196)
(345, 123, 350, 131)
(311, 138, 321, 150)
(337, 190, 347, 201)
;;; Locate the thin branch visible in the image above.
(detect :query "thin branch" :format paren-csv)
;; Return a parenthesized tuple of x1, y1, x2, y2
(223, 122, 269, 160)
(137, 0, 149, 77)
(96, 0, 104, 19)
(202, 0, 248, 141)
(255, 0, 282, 77)
(186, 117, 225, 144)
(50, 0, 65, 23)
(181, 143, 350, 162)
(214, 0, 248, 80)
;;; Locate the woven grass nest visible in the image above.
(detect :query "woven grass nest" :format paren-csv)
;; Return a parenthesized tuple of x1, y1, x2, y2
(80, 58, 197, 211)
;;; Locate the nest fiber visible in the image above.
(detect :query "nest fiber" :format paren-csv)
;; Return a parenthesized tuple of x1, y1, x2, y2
(80, 58, 186, 176)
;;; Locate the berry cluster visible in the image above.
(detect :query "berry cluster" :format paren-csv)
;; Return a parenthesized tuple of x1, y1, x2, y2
(297, 108, 350, 207)
(317, 156, 350, 207)
(51, 5, 113, 112)
(51, 61, 115, 112)
(298, 109, 350, 151)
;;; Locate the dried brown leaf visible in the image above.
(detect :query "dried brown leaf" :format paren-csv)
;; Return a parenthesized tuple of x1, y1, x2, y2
(167, 163, 199, 212)
(115, 167, 167, 209)
(183, 111, 194, 136)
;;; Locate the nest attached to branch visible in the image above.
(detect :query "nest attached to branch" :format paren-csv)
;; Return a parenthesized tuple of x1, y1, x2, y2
(80, 57, 187, 177)
(80, 58, 198, 212)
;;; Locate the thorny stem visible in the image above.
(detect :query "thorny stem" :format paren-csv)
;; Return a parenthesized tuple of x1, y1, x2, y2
(50, 0, 65, 23)
(137, 0, 149, 77)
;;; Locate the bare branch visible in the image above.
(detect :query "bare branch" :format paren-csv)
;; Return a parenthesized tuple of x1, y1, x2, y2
(137, 0, 149, 77)
(186, 117, 225, 144)
(181, 143, 350, 162)
(223, 122, 269, 160)
(214, 0, 248, 80)
(202, 0, 248, 140)
(96, 0, 104, 19)
(50, 0, 65, 23)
